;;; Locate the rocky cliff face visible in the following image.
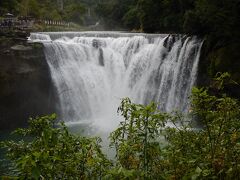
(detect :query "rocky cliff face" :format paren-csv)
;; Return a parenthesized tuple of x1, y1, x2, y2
(0, 37, 57, 130)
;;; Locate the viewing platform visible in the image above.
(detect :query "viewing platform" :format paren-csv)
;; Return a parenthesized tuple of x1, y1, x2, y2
(0, 13, 71, 37)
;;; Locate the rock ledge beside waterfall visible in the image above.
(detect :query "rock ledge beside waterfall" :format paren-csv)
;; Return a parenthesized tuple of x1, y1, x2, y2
(0, 36, 57, 130)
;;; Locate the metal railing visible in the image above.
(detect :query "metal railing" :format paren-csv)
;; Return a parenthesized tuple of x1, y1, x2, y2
(0, 18, 70, 31)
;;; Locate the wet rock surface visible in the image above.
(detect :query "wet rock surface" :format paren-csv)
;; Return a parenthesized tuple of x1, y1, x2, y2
(0, 36, 57, 130)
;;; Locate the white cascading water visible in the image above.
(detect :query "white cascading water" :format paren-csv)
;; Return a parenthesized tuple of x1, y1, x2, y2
(29, 32, 203, 132)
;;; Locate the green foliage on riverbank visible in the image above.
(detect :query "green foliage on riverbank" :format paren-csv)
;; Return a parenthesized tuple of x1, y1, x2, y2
(1, 74, 240, 179)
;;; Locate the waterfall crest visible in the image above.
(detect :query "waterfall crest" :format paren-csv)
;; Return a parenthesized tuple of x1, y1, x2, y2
(29, 32, 202, 131)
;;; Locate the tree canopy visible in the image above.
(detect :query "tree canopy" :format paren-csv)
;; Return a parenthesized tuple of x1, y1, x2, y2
(96, 0, 240, 40)
(0, 0, 88, 24)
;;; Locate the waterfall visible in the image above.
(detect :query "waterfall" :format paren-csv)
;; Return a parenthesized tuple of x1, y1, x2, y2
(29, 32, 203, 132)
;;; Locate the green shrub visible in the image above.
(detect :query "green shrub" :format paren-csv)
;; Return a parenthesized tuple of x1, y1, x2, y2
(109, 73, 240, 179)
(1, 114, 111, 179)
(109, 98, 170, 179)
(1, 74, 240, 179)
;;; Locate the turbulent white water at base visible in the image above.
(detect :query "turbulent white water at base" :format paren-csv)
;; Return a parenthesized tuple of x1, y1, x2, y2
(29, 32, 203, 133)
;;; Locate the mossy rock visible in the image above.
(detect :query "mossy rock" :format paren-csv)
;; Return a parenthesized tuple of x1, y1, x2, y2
(31, 42, 43, 49)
